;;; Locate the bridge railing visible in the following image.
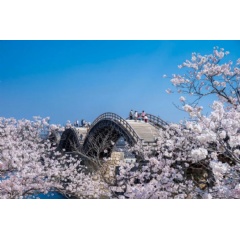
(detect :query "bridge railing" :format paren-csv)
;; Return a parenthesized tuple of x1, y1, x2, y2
(146, 113, 168, 129)
(88, 112, 142, 143)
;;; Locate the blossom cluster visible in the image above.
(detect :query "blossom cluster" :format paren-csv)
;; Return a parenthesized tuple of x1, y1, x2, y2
(166, 47, 240, 107)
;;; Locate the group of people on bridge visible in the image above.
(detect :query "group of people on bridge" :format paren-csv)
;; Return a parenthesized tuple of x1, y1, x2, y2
(129, 110, 148, 123)
(73, 119, 91, 128)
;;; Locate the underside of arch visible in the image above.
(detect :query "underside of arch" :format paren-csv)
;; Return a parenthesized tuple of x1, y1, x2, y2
(56, 128, 81, 153)
(82, 120, 137, 158)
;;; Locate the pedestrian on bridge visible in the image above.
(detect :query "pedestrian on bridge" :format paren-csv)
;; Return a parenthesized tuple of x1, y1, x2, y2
(144, 115, 148, 123)
(81, 119, 86, 127)
(129, 110, 134, 120)
(73, 120, 77, 127)
(134, 111, 138, 121)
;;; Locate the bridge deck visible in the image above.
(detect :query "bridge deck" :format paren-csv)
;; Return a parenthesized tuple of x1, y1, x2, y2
(126, 120, 159, 143)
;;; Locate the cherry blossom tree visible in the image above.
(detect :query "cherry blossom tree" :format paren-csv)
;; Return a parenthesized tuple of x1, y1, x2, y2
(159, 47, 240, 198)
(165, 46, 240, 108)
(0, 117, 109, 199)
(106, 47, 240, 199)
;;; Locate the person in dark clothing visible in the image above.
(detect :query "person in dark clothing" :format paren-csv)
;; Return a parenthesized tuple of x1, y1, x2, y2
(81, 119, 86, 127)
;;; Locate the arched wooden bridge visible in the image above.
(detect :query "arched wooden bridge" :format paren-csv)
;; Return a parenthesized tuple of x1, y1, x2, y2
(56, 112, 168, 158)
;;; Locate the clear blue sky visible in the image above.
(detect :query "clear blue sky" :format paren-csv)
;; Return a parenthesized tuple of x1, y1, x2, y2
(0, 40, 240, 125)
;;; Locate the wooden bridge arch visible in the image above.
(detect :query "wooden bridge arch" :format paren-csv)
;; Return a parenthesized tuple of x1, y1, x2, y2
(56, 112, 168, 158)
